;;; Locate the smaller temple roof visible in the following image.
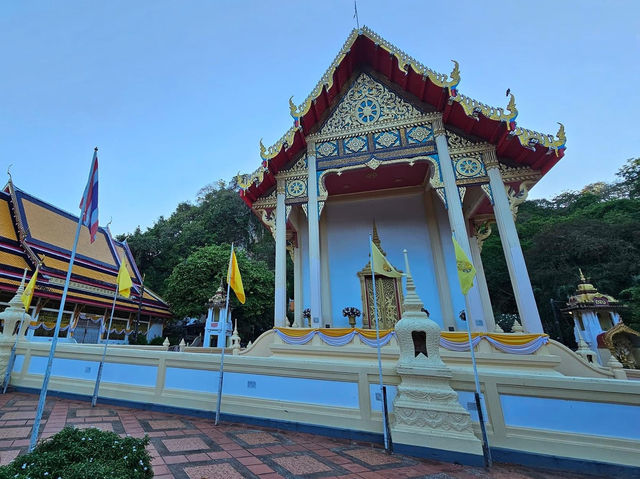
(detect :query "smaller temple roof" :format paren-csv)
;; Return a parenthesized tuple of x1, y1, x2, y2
(563, 269, 625, 312)
(1, 181, 171, 318)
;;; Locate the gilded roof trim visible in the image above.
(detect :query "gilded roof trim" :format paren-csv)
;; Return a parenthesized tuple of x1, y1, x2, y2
(241, 26, 566, 193)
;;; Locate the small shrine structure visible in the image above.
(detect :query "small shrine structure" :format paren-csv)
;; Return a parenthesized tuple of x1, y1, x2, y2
(237, 27, 566, 333)
(563, 270, 639, 368)
(204, 282, 232, 347)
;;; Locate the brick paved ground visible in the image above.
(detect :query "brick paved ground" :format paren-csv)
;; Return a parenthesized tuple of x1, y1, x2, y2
(0, 392, 593, 479)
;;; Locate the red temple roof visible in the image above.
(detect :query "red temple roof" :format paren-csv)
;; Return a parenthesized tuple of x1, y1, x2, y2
(239, 27, 565, 207)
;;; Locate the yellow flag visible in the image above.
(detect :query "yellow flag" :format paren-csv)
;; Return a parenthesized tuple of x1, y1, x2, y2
(371, 241, 403, 278)
(452, 236, 476, 295)
(20, 266, 39, 311)
(227, 250, 245, 304)
(116, 259, 133, 298)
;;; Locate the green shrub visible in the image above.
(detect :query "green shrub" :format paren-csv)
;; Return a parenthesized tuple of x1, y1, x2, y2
(148, 336, 166, 345)
(0, 426, 152, 479)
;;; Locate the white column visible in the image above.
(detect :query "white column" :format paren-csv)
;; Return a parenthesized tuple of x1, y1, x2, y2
(469, 235, 496, 331)
(423, 189, 455, 331)
(274, 177, 287, 327)
(320, 212, 332, 327)
(307, 142, 323, 326)
(433, 117, 487, 332)
(485, 149, 543, 334)
(293, 243, 302, 326)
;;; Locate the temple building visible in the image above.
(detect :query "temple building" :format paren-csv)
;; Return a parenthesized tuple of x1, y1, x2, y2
(237, 27, 566, 333)
(563, 270, 639, 369)
(0, 179, 171, 342)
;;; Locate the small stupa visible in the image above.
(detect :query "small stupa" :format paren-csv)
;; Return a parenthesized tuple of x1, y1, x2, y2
(391, 250, 483, 460)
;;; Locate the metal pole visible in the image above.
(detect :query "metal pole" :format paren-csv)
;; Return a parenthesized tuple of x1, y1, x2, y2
(550, 298, 564, 343)
(462, 309, 492, 467)
(133, 274, 145, 343)
(215, 243, 233, 426)
(29, 214, 83, 452)
(91, 287, 118, 406)
(370, 235, 391, 453)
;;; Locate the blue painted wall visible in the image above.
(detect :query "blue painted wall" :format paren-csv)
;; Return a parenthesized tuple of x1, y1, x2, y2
(501, 394, 640, 440)
(28, 356, 157, 387)
(317, 191, 444, 327)
(165, 368, 359, 408)
(435, 200, 466, 330)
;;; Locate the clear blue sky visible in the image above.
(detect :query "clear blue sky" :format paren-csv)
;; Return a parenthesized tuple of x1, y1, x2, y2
(2, 1, 639, 236)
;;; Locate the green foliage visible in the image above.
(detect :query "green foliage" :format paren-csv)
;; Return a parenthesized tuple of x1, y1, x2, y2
(482, 158, 640, 338)
(0, 426, 152, 479)
(616, 157, 640, 199)
(121, 181, 274, 296)
(133, 334, 148, 345)
(148, 336, 165, 345)
(120, 180, 276, 341)
(495, 313, 518, 333)
(164, 244, 274, 341)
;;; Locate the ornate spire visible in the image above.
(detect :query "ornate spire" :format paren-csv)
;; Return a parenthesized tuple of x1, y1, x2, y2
(578, 268, 586, 283)
(402, 249, 424, 314)
(372, 220, 382, 250)
(209, 279, 226, 308)
(10, 269, 28, 308)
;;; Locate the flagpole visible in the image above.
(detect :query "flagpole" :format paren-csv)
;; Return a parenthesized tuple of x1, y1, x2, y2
(91, 287, 118, 407)
(2, 269, 29, 394)
(370, 235, 391, 453)
(453, 230, 492, 468)
(215, 243, 233, 426)
(29, 213, 84, 452)
(133, 273, 145, 343)
(460, 308, 492, 467)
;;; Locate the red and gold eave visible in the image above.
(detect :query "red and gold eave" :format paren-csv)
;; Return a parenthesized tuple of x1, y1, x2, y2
(240, 27, 566, 207)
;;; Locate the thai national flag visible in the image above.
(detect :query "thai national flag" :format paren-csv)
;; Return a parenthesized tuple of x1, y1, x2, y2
(79, 149, 99, 243)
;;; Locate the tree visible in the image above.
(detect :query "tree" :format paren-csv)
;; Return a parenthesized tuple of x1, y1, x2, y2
(163, 244, 274, 341)
(481, 157, 640, 342)
(616, 157, 640, 199)
(121, 181, 274, 296)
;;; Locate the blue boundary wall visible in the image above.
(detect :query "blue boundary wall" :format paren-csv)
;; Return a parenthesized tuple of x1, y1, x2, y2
(14, 386, 640, 478)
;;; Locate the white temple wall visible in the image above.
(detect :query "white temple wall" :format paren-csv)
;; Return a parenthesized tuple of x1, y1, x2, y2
(434, 199, 467, 330)
(322, 191, 442, 327)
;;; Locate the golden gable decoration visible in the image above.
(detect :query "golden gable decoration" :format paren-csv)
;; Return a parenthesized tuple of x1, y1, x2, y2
(318, 73, 427, 137)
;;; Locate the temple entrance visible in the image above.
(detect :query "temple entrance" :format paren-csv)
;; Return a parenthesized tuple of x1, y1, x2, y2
(362, 275, 403, 329)
(358, 224, 404, 329)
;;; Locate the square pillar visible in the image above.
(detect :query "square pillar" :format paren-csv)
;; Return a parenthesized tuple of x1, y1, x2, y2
(484, 149, 544, 334)
(433, 118, 487, 332)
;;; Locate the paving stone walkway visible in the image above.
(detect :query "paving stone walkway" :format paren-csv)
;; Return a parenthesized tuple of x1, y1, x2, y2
(0, 392, 593, 479)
